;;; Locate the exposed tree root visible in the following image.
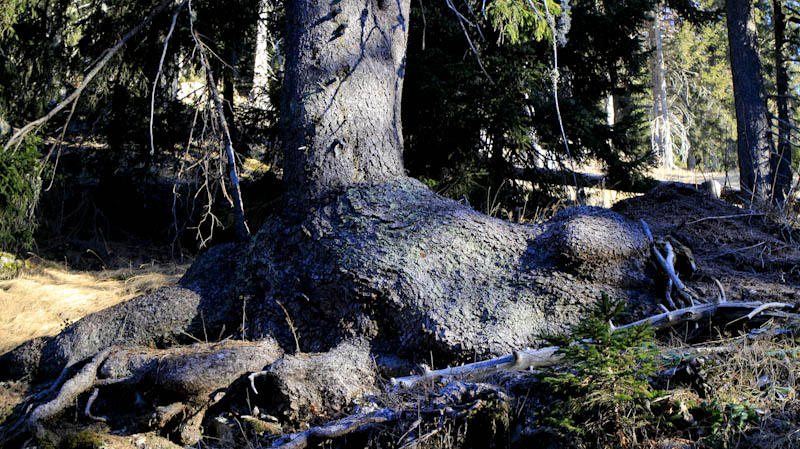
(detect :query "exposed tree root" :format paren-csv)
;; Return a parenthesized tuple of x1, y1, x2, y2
(13, 339, 282, 445)
(27, 347, 115, 439)
(249, 339, 378, 424)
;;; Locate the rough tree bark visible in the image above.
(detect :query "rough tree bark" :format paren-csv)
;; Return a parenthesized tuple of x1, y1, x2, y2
(280, 0, 408, 213)
(725, 0, 778, 202)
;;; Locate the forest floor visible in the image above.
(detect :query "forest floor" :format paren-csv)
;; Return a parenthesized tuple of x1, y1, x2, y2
(0, 259, 187, 354)
(0, 167, 798, 448)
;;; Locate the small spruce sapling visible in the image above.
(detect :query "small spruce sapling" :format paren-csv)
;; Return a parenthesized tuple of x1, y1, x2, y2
(537, 293, 663, 447)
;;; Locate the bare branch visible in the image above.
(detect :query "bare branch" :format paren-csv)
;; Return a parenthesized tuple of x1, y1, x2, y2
(3, 0, 175, 152)
(188, 0, 248, 241)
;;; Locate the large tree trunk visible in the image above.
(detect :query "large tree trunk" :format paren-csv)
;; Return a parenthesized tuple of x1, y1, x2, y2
(0, 2, 666, 444)
(1, 0, 660, 380)
(281, 0, 409, 212)
(772, 0, 793, 204)
(725, 0, 776, 202)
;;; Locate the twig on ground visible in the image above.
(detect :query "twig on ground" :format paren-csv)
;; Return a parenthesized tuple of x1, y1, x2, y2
(682, 213, 765, 226)
(274, 408, 399, 449)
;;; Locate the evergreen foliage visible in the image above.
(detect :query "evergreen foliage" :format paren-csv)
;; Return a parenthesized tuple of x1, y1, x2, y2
(0, 135, 42, 253)
(403, 0, 655, 214)
(536, 293, 662, 447)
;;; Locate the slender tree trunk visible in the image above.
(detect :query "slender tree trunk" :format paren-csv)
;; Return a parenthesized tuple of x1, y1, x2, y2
(281, 0, 409, 213)
(725, 0, 776, 202)
(250, 0, 273, 109)
(651, 6, 674, 169)
(772, 0, 793, 203)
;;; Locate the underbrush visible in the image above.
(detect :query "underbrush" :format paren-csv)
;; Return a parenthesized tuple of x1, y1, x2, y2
(520, 297, 800, 449)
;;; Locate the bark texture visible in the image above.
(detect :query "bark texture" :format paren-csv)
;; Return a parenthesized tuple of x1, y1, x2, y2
(725, 0, 777, 202)
(254, 339, 377, 425)
(242, 178, 653, 361)
(281, 0, 410, 211)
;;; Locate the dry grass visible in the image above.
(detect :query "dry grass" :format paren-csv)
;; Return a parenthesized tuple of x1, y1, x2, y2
(0, 260, 187, 354)
(705, 336, 800, 448)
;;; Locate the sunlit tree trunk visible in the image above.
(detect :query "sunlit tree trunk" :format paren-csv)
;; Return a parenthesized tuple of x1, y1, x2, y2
(281, 0, 409, 213)
(651, 6, 674, 169)
(250, 0, 273, 109)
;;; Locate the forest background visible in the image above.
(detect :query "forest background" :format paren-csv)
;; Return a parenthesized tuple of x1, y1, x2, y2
(1, 0, 797, 261)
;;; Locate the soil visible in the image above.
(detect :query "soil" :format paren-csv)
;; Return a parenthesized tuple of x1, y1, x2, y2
(613, 183, 800, 308)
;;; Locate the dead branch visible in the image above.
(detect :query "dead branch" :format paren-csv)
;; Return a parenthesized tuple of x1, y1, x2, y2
(274, 408, 399, 449)
(3, 0, 175, 152)
(391, 346, 562, 389)
(149, 0, 187, 156)
(188, 0, 248, 241)
(641, 220, 702, 306)
(682, 213, 765, 226)
(275, 381, 507, 449)
(615, 301, 793, 331)
(391, 301, 796, 389)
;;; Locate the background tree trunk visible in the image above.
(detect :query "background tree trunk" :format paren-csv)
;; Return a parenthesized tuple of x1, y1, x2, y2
(651, 6, 674, 169)
(772, 0, 793, 203)
(725, 0, 776, 202)
(250, 0, 273, 109)
(281, 0, 410, 213)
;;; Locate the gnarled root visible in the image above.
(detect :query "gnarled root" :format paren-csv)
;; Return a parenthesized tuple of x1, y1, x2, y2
(17, 339, 282, 446)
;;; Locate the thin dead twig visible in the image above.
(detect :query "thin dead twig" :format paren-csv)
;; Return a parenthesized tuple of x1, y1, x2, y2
(149, 0, 187, 156)
(683, 212, 765, 226)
